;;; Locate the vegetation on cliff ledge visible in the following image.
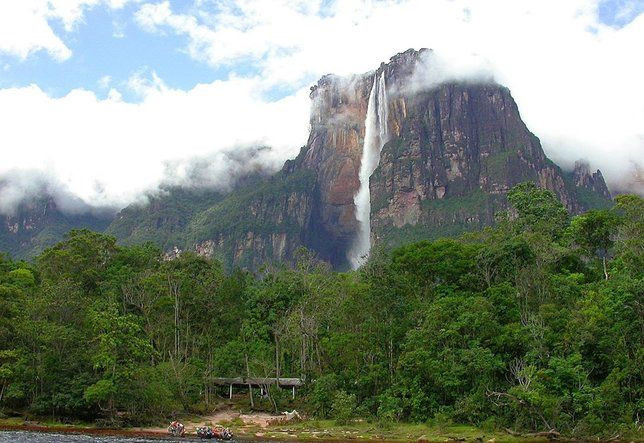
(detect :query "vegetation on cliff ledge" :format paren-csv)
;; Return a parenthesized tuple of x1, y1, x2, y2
(0, 183, 641, 439)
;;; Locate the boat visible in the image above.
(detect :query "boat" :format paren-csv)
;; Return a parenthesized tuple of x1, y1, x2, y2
(167, 421, 185, 437)
(196, 425, 233, 440)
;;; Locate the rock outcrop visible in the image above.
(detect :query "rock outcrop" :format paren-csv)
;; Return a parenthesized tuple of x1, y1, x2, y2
(572, 160, 612, 200)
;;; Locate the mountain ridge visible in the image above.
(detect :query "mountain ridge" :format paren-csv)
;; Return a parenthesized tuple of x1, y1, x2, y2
(0, 49, 613, 265)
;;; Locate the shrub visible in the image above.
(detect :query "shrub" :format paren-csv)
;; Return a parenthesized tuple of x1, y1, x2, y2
(331, 390, 356, 425)
(310, 374, 339, 418)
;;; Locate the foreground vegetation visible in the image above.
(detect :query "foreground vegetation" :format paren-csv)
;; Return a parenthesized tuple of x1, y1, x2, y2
(0, 183, 641, 440)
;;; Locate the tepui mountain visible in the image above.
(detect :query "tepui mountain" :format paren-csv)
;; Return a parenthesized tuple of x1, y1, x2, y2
(0, 49, 613, 268)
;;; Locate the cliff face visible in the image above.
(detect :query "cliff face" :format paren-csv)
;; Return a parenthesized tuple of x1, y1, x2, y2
(104, 167, 320, 270)
(293, 48, 612, 258)
(105, 49, 611, 270)
(302, 74, 372, 261)
(3, 49, 611, 266)
(572, 160, 612, 199)
(364, 50, 588, 246)
(369, 78, 572, 246)
(0, 196, 112, 259)
(185, 168, 319, 269)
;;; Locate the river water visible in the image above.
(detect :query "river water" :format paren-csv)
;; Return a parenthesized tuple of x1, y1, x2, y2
(0, 430, 197, 442)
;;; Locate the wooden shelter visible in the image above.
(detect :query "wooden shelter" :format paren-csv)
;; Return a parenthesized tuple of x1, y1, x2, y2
(211, 377, 304, 399)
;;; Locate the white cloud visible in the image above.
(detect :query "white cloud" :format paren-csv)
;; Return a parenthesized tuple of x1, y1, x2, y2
(0, 0, 642, 217)
(134, 0, 644, 194)
(0, 74, 310, 212)
(126, 68, 167, 97)
(0, 169, 106, 217)
(98, 75, 112, 89)
(0, 0, 131, 61)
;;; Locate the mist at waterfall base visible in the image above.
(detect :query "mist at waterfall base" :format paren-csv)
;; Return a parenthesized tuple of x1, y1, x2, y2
(348, 72, 389, 269)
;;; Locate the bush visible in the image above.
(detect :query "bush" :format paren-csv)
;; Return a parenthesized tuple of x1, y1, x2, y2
(377, 393, 402, 422)
(269, 385, 292, 410)
(481, 416, 498, 432)
(428, 411, 452, 432)
(331, 390, 356, 425)
(310, 374, 338, 418)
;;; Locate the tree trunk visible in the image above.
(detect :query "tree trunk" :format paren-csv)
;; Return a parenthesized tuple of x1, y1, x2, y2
(168, 276, 181, 360)
(300, 336, 306, 379)
(603, 256, 609, 280)
(275, 334, 280, 381)
(244, 352, 254, 408)
(389, 334, 394, 382)
(263, 383, 277, 412)
(175, 295, 179, 358)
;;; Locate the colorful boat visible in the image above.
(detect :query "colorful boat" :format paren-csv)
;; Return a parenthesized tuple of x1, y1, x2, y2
(167, 421, 185, 437)
(196, 425, 233, 440)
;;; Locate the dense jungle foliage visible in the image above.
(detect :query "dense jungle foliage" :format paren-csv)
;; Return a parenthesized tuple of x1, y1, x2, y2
(0, 183, 641, 438)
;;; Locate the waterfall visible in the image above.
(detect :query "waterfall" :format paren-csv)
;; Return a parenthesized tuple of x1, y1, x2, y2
(348, 72, 389, 269)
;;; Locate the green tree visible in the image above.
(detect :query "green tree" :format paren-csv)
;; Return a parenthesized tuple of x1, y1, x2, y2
(507, 182, 569, 239)
(570, 209, 620, 279)
(84, 303, 153, 420)
(612, 194, 643, 276)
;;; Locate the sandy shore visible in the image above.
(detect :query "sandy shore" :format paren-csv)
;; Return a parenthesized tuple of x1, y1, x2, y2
(135, 409, 289, 435)
(0, 410, 289, 440)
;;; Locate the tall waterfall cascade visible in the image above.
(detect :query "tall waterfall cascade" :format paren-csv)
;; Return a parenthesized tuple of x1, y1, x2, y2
(348, 72, 389, 269)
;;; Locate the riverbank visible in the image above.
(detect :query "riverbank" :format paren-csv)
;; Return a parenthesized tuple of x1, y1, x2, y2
(0, 414, 637, 442)
(0, 422, 168, 439)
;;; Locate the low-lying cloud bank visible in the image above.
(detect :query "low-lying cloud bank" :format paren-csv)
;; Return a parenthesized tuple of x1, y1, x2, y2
(0, 76, 310, 215)
(0, 169, 116, 217)
(160, 146, 277, 191)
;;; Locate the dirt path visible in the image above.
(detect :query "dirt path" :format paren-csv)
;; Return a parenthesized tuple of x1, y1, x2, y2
(137, 409, 289, 435)
(204, 410, 282, 428)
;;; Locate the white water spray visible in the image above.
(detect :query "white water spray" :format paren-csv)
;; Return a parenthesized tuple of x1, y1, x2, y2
(348, 72, 389, 269)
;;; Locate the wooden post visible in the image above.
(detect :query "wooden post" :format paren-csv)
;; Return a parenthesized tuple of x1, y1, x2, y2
(292, 386, 296, 399)
(229, 384, 233, 399)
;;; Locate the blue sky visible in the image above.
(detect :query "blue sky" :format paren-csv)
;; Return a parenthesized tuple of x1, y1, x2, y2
(0, 0, 642, 210)
(0, 2, 238, 101)
(0, 0, 310, 101)
(0, 0, 638, 100)
(599, 0, 644, 25)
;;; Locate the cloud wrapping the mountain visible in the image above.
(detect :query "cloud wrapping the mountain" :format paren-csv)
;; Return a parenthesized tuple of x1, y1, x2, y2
(0, 0, 642, 215)
(0, 76, 310, 213)
(0, 169, 111, 217)
(161, 146, 276, 191)
(134, 0, 644, 194)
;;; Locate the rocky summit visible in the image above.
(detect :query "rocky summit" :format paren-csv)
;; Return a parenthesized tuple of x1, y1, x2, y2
(1, 49, 612, 267)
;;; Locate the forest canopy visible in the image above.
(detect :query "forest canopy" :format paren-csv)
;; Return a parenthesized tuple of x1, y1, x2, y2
(0, 183, 641, 438)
